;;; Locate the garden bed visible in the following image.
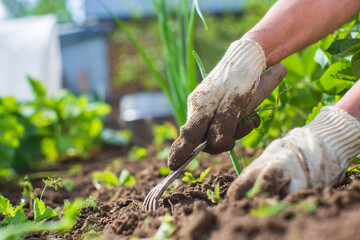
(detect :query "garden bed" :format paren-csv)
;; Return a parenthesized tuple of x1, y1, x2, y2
(2, 145, 360, 239)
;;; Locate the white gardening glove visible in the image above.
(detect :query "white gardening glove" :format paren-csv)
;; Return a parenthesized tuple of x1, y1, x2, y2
(168, 39, 267, 170)
(227, 106, 360, 200)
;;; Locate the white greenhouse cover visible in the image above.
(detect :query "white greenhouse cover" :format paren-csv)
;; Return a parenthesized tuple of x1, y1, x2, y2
(0, 15, 61, 100)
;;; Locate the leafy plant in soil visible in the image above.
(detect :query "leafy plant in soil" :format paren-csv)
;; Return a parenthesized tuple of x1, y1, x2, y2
(159, 166, 171, 176)
(182, 167, 210, 184)
(0, 77, 111, 176)
(92, 169, 136, 190)
(0, 177, 87, 239)
(249, 198, 318, 218)
(127, 146, 148, 161)
(207, 182, 222, 204)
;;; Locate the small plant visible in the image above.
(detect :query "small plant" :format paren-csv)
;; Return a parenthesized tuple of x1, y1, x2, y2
(182, 168, 210, 184)
(0, 198, 85, 239)
(153, 124, 177, 152)
(119, 169, 136, 186)
(249, 198, 318, 218)
(40, 177, 63, 200)
(62, 179, 75, 192)
(127, 146, 148, 161)
(159, 166, 171, 176)
(92, 169, 136, 190)
(83, 196, 102, 212)
(207, 182, 221, 204)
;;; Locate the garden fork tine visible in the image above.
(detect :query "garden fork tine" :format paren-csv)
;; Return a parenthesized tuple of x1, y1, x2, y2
(143, 140, 208, 211)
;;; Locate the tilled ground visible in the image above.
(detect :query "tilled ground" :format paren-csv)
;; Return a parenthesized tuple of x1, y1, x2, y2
(1, 146, 360, 240)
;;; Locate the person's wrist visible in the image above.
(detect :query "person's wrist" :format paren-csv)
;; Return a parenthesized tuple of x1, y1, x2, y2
(307, 106, 360, 169)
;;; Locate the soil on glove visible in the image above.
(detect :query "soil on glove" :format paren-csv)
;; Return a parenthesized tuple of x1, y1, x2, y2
(2, 145, 360, 240)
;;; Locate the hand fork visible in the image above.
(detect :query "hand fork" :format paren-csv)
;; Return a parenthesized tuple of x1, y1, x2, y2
(143, 141, 207, 211)
(142, 64, 287, 211)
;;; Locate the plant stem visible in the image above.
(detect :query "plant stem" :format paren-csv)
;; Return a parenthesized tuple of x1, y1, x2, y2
(40, 186, 47, 200)
(228, 149, 241, 176)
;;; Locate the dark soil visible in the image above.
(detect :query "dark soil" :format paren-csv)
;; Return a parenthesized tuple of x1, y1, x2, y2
(2, 145, 360, 240)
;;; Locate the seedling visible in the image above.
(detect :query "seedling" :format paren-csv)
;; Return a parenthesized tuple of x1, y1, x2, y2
(62, 179, 75, 192)
(207, 182, 221, 204)
(22, 176, 35, 210)
(92, 170, 119, 189)
(92, 169, 136, 190)
(40, 177, 63, 200)
(119, 169, 136, 186)
(249, 198, 318, 217)
(182, 168, 210, 184)
(159, 167, 171, 176)
(83, 196, 102, 212)
(127, 146, 148, 161)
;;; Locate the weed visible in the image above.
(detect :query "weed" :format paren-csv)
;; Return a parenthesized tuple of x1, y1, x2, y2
(22, 176, 35, 210)
(159, 167, 171, 176)
(83, 196, 102, 212)
(207, 182, 221, 204)
(153, 124, 177, 152)
(92, 169, 136, 190)
(182, 168, 210, 184)
(119, 169, 136, 186)
(62, 179, 75, 192)
(127, 146, 148, 161)
(40, 177, 63, 200)
(249, 198, 318, 217)
(92, 170, 119, 189)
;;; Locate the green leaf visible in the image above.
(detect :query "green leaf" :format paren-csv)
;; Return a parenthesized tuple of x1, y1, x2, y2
(199, 167, 210, 180)
(351, 49, 360, 79)
(316, 62, 355, 95)
(27, 77, 47, 98)
(34, 198, 57, 222)
(29, 109, 58, 127)
(159, 167, 171, 176)
(92, 170, 119, 188)
(215, 182, 220, 197)
(326, 39, 347, 54)
(182, 172, 195, 183)
(192, 50, 207, 79)
(0, 195, 15, 217)
(119, 169, 136, 186)
(306, 102, 325, 124)
(314, 48, 330, 68)
(249, 199, 287, 217)
(193, 0, 208, 30)
(340, 39, 360, 56)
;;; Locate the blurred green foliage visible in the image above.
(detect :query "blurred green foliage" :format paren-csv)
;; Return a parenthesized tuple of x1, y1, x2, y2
(0, 77, 111, 174)
(1, 0, 72, 23)
(109, 0, 276, 91)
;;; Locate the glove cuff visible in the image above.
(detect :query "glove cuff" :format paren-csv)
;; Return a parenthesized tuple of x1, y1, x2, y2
(307, 106, 360, 168)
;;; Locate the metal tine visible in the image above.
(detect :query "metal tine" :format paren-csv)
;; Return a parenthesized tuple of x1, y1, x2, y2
(143, 141, 208, 211)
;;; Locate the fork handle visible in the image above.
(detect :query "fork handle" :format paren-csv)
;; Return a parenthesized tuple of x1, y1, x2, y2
(157, 141, 208, 197)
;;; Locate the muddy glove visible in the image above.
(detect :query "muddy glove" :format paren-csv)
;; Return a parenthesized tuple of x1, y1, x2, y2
(227, 106, 360, 200)
(169, 38, 279, 170)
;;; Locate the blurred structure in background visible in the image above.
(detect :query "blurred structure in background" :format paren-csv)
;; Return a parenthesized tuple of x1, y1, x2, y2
(0, 15, 61, 100)
(0, 0, 251, 139)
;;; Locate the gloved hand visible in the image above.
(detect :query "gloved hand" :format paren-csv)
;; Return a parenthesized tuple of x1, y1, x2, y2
(168, 38, 286, 171)
(226, 106, 360, 200)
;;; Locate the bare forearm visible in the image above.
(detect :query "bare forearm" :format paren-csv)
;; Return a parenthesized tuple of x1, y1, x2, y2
(243, 0, 360, 67)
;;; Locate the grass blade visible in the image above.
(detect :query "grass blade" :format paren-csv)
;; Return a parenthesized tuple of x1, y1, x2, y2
(192, 50, 207, 79)
(229, 149, 241, 176)
(194, 0, 208, 30)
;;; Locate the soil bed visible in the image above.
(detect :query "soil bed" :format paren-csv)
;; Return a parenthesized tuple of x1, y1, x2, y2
(1, 145, 360, 240)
